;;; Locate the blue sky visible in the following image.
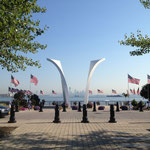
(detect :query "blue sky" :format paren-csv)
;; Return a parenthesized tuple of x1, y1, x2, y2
(1, 0, 150, 95)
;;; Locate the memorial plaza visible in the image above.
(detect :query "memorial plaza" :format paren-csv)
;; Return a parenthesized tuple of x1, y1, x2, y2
(0, 107, 150, 150)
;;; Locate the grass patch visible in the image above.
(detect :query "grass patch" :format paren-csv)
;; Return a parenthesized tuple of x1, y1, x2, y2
(0, 127, 17, 138)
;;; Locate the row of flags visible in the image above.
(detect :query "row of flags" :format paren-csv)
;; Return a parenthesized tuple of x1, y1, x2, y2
(129, 88, 140, 95)
(10, 74, 150, 96)
(11, 74, 38, 87)
(40, 90, 57, 95)
(128, 74, 150, 85)
(8, 88, 57, 96)
(89, 89, 117, 94)
(8, 87, 32, 95)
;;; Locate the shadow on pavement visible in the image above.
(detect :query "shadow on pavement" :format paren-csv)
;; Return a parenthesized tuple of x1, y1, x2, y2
(0, 129, 150, 149)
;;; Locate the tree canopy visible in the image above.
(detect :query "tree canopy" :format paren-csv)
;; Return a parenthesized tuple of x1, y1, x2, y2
(119, 0, 150, 56)
(0, 0, 48, 72)
(140, 83, 150, 100)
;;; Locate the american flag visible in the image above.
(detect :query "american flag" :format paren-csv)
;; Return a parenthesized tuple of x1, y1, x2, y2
(40, 90, 44, 95)
(133, 89, 136, 95)
(89, 90, 92, 94)
(52, 90, 56, 94)
(30, 74, 38, 85)
(128, 74, 140, 85)
(112, 89, 117, 94)
(25, 90, 32, 95)
(97, 89, 103, 93)
(147, 74, 150, 84)
(137, 88, 140, 95)
(8, 87, 13, 93)
(11, 75, 20, 87)
(130, 89, 133, 93)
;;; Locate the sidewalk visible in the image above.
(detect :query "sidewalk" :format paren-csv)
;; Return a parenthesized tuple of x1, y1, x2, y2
(0, 108, 150, 150)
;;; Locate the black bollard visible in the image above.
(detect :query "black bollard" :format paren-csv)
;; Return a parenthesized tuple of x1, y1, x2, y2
(93, 102, 96, 112)
(53, 104, 61, 123)
(81, 104, 89, 123)
(62, 102, 66, 112)
(139, 101, 143, 112)
(8, 104, 16, 123)
(78, 102, 81, 112)
(39, 102, 43, 112)
(15, 103, 19, 112)
(109, 104, 117, 123)
(116, 102, 120, 112)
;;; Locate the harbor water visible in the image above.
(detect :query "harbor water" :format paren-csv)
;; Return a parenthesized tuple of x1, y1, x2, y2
(0, 95, 148, 106)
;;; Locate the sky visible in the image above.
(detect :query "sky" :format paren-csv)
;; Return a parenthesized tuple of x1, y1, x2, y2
(1, 0, 150, 95)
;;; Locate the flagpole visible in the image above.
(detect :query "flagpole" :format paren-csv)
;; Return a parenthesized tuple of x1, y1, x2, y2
(148, 74, 149, 102)
(128, 74, 129, 98)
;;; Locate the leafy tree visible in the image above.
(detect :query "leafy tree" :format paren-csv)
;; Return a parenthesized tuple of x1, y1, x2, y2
(30, 94, 40, 106)
(14, 91, 27, 106)
(122, 92, 129, 98)
(0, 0, 48, 72)
(119, 0, 150, 56)
(14, 91, 25, 101)
(140, 84, 150, 100)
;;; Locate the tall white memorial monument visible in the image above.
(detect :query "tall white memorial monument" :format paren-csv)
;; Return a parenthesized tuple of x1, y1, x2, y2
(47, 58, 69, 105)
(84, 58, 105, 104)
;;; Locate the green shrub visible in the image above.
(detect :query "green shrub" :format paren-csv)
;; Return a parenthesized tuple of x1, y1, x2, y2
(131, 99, 138, 106)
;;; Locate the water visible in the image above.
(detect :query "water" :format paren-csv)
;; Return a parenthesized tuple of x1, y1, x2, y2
(0, 95, 147, 106)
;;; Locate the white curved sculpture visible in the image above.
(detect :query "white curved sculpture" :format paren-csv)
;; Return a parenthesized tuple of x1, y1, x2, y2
(47, 58, 69, 105)
(84, 58, 105, 104)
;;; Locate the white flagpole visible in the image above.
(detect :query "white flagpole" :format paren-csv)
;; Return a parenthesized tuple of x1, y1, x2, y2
(127, 74, 129, 97)
(147, 74, 149, 101)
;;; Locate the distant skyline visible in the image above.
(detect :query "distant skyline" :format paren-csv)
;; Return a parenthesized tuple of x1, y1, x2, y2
(1, 0, 150, 95)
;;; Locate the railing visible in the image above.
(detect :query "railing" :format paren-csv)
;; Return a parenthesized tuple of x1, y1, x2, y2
(44, 100, 148, 107)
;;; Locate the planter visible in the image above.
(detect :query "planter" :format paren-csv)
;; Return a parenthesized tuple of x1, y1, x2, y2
(98, 106, 105, 110)
(87, 102, 93, 108)
(71, 106, 78, 110)
(34, 106, 40, 110)
(19, 107, 28, 111)
(120, 106, 128, 110)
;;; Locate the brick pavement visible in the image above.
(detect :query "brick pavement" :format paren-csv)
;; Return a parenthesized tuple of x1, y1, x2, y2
(0, 108, 150, 150)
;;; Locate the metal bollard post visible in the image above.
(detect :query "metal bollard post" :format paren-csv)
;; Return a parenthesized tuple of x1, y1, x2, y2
(78, 102, 81, 112)
(53, 104, 61, 123)
(93, 102, 96, 112)
(109, 104, 117, 123)
(39, 102, 43, 112)
(139, 101, 143, 112)
(81, 104, 89, 123)
(116, 102, 120, 112)
(62, 102, 66, 112)
(8, 104, 16, 123)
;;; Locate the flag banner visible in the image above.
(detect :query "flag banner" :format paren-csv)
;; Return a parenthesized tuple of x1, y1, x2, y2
(137, 88, 140, 95)
(52, 90, 56, 94)
(11, 75, 20, 87)
(128, 74, 140, 85)
(130, 89, 133, 93)
(89, 90, 92, 94)
(8, 87, 32, 95)
(133, 89, 136, 95)
(30, 74, 38, 85)
(97, 89, 103, 93)
(8, 87, 14, 93)
(25, 90, 32, 95)
(40, 90, 44, 95)
(112, 89, 117, 94)
(147, 74, 150, 84)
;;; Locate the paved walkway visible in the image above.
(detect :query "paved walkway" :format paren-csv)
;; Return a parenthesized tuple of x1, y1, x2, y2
(0, 107, 150, 150)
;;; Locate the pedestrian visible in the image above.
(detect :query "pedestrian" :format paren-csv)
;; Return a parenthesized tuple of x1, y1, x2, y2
(28, 100, 32, 110)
